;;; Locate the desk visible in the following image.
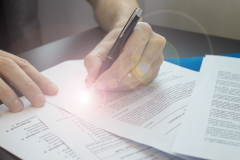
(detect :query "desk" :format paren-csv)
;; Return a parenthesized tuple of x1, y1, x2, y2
(1, 25, 240, 160)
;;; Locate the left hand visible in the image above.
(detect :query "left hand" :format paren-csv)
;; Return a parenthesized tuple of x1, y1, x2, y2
(84, 22, 166, 91)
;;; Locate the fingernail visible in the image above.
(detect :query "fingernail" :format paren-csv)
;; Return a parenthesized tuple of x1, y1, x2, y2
(34, 93, 46, 107)
(47, 83, 58, 95)
(11, 98, 24, 113)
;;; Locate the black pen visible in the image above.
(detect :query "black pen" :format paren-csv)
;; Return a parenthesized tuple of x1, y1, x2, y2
(90, 8, 143, 93)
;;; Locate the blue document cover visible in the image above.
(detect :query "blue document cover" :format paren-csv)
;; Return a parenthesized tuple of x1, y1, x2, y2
(165, 52, 240, 72)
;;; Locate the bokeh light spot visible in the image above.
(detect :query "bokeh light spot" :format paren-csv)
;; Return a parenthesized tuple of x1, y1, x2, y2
(136, 61, 149, 76)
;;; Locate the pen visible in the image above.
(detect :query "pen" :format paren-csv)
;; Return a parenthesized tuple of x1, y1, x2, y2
(90, 8, 143, 93)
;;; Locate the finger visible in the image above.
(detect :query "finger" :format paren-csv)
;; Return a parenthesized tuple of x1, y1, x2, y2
(125, 54, 164, 90)
(0, 50, 58, 95)
(93, 22, 152, 89)
(0, 57, 45, 107)
(96, 55, 163, 91)
(84, 28, 122, 87)
(110, 22, 153, 78)
(131, 33, 165, 84)
(124, 33, 165, 86)
(0, 78, 23, 112)
(84, 22, 152, 87)
(16, 58, 58, 95)
(84, 54, 103, 87)
(96, 31, 165, 90)
(151, 53, 164, 80)
(120, 57, 164, 91)
(95, 67, 149, 91)
(134, 32, 165, 75)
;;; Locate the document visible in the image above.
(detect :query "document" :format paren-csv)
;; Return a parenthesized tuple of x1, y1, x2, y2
(172, 56, 240, 160)
(42, 60, 198, 154)
(38, 103, 183, 160)
(0, 98, 80, 160)
(0, 60, 197, 160)
(0, 90, 182, 160)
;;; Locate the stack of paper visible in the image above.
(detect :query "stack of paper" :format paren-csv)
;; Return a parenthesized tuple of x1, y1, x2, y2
(1, 60, 194, 160)
(1, 55, 239, 160)
(172, 56, 240, 160)
(0, 97, 181, 160)
(42, 60, 198, 156)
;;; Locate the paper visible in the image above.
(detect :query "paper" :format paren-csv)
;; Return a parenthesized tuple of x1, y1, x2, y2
(0, 98, 80, 160)
(42, 60, 198, 154)
(172, 56, 240, 160)
(38, 102, 183, 160)
(0, 93, 181, 160)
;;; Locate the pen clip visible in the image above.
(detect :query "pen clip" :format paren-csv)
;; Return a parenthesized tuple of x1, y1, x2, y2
(119, 8, 143, 38)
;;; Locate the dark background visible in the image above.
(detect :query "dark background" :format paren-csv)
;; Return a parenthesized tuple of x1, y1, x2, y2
(0, 0, 41, 54)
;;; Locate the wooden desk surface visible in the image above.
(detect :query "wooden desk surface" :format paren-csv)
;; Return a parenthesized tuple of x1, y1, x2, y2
(1, 25, 240, 160)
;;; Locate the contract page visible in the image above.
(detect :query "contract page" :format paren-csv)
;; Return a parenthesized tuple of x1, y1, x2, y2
(0, 92, 182, 160)
(38, 103, 183, 160)
(172, 56, 240, 160)
(42, 60, 198, 154)
(0, 98, 80, 160)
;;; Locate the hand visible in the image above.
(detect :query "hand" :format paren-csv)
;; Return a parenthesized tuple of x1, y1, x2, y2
(0, 50, 58, 112)
(84, 22, 166, 91)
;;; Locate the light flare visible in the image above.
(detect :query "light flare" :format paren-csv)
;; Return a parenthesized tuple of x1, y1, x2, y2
(77, 91, 91, 105)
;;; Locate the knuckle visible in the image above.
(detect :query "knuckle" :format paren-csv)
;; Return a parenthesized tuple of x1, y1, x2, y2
(24, 80, 37, 91)
(120, 54, 138, 68)
(137, 22, 152, 33)
(36, 73, 48, 84)
(18, 58, 31, 70)
(0, 86, 13, 98)
(0, 57, 16, 69)
(154, 34, 166, 46)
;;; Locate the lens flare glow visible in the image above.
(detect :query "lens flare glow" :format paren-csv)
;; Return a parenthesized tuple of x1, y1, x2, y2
(78, 91, 91, 105)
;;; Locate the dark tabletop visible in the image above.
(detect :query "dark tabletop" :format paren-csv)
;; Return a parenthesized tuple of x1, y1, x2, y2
(18, 25, 240, 73)
(1, 25, 240, 160)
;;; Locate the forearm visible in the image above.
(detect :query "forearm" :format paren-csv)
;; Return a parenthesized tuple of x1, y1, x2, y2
(87, 0, 141, 32)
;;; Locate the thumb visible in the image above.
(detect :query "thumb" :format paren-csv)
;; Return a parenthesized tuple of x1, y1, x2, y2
(84, 29, 122, 87)
(84, 54, 103, 87)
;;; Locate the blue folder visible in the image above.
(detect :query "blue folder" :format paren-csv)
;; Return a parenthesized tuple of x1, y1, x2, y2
(165, 52, 240, 72)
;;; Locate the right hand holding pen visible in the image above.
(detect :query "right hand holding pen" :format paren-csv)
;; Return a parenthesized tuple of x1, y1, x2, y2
(84, 22, 166, 91)
(0, 50, 58, 112)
